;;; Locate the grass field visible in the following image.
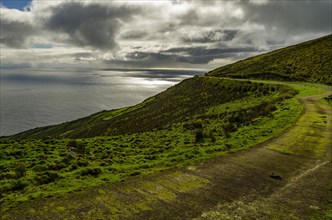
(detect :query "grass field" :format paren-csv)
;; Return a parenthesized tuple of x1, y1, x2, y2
(1, 77, 318, 212)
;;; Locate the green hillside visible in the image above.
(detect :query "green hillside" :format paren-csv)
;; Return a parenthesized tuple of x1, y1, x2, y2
(207, 35, 332, 85)
(1, 77, 305, 211)
(13, 77, 294, 139)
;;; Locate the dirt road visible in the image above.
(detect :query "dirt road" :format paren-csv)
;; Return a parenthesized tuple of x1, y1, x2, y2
(4, 91, 332, 220)
(135, 92, 332, 220)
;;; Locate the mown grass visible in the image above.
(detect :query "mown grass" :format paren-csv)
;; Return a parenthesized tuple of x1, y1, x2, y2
(268, 110, 330, 157)
(1, 77, 306, 212)
(266, 83, 331, 157)
(291, 85, 328, 97)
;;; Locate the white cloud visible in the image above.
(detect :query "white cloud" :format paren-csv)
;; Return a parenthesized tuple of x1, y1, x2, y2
(1, 0, 330, 70)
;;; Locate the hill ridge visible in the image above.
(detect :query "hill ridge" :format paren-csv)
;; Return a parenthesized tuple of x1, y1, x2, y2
(207, 34, 332, 85)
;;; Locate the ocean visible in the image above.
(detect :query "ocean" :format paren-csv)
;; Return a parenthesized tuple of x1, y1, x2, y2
(0, 68, 204, 136)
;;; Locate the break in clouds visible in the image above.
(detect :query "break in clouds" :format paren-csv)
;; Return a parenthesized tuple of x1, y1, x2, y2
(1, 0, 331, 70)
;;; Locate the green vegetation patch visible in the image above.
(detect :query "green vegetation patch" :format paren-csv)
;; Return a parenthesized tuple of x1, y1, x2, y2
(291, 85, 328, 97)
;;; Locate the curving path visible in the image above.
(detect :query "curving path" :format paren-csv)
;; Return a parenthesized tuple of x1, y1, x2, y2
(3, 89, 332, 220)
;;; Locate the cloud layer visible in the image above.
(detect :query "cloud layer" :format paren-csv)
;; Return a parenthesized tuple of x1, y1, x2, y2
(44, 2, 139, 50)
(1, 0, 331, 69)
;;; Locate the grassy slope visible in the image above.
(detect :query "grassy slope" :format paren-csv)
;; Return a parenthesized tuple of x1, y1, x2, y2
(12, 77, 294, 139)
(1, 77, 301, 212)
(1, 83, 329, 217)
(207, 34, 332, 85)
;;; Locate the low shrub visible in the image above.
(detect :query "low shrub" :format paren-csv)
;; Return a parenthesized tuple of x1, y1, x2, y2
(32, 164, 48, 172)
(67, 139, 86, 155)
(13, 163, 26, 179)
(79, 167, 102, 177)
(9, 150, 24, 159)
(195, 130, 204, 143)
(48, 162, 67, 171)
(129, 171, 141, 176)
(77, 159, 89, 167)
(10, 178, 29, 191)
(34, 171, 60, 185)
(0, 172, 15, 180)
(62, 152, 76, 165)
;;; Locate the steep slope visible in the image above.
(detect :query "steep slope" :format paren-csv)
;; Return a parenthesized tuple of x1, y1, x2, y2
(12, 77, 294, 139)
(3, 87, 332, 219)
(207, 34, 332, 85)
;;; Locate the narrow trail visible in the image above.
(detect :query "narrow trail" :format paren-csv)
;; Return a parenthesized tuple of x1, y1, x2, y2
(4, 90, 332, 220)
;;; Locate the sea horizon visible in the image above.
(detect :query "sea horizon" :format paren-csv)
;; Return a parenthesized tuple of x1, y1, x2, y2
(0, 67, 205, 136)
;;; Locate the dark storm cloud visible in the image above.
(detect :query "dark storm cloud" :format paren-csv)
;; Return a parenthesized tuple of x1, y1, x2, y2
(121, 30, 147, 40)
(158, 23, 178, 34)
(125, 46, 260, 65)
(164, 46, 259, 56)
(177, 9, 199, 25)
(44, 2, 139, 50)
(0, 19, 36, 48)
(243, 1, 331, 34)
(72, 52, 96, 61)
(126, 52, 175, 62)
(182, 30, 238, 43)
(173, 46, 261, 64)
(2, 0, 330, 69)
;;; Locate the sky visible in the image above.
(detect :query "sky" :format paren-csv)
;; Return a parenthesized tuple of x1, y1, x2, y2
(0, 0, 331, 71)
(1, 0, 31, 10)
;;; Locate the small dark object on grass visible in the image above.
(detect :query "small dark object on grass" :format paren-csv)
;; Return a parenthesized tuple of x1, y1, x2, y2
(130, 171, 141, 176)
(80, 167, 102, 177)
(270, 173, 282, 180)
